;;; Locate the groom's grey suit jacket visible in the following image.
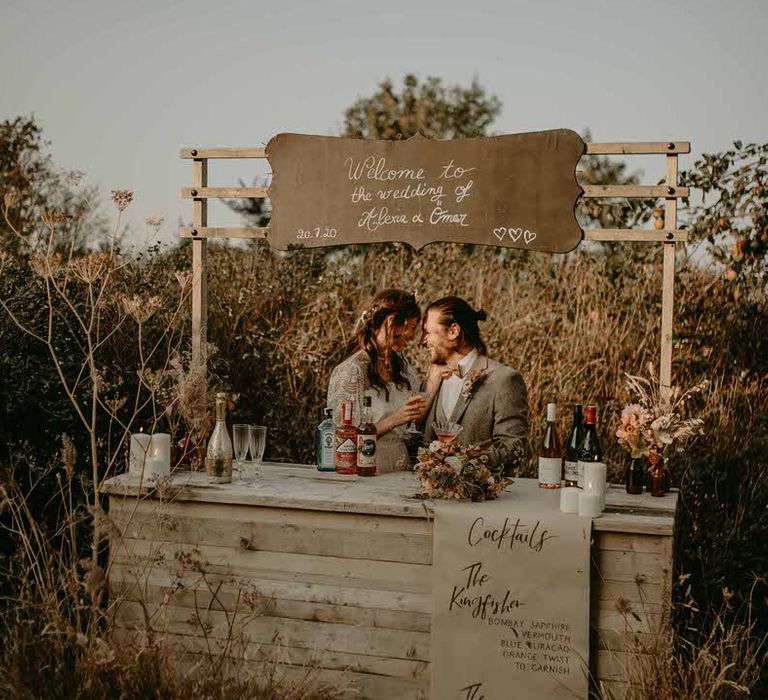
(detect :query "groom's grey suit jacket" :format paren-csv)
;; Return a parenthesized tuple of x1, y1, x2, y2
(423, 353, 529, 472)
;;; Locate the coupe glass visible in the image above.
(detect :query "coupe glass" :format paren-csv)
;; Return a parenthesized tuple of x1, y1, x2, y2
(249, 425, 267, 470)
(233, 424, 250, 477)
(432, 420, 463, 444)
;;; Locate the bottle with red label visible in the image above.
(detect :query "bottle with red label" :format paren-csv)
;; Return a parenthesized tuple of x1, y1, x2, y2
(577, 405, 602, 488)
(334, 400, 358, 475)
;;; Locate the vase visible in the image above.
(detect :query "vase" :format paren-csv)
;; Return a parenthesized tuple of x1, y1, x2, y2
(648, 457, 671, 497)
(625, 458, 645, 495)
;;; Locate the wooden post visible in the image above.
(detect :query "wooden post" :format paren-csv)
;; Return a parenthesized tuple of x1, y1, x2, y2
(191, 158, 208, 375)
(660, 154, 678, 409)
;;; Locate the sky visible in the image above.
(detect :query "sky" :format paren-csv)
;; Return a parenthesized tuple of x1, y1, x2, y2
(2, 0, 767, 246)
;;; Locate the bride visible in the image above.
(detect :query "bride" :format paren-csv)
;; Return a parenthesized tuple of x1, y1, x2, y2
(327, 289, 433, 472)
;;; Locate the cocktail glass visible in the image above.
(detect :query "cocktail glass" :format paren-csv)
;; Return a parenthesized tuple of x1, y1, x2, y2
(432, 421, 463, 444)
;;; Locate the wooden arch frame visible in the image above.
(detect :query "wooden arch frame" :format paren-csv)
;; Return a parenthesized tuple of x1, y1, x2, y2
(179, 140, 689, 408)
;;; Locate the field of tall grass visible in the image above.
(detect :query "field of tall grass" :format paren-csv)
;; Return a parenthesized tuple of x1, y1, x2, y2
(1, 201, 766, 695)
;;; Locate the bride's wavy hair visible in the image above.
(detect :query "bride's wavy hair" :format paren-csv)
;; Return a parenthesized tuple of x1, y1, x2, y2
(354, 289, 421, 400)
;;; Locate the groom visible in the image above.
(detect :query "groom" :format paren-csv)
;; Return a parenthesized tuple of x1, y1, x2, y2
(421, 296, 529, 473)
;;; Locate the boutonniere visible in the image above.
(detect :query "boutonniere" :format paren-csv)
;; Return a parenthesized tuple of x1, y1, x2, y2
(461, 369, 487, 399)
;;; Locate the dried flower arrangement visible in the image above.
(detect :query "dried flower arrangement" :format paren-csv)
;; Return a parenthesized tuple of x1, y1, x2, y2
(616, 365, 707, 459)
(414, 439, 516, 502)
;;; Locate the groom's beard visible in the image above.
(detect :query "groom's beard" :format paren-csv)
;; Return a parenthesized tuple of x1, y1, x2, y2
(429, 345, 452, 365)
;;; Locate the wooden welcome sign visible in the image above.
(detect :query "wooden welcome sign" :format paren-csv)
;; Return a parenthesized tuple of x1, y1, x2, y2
(266, 129, 585, 252)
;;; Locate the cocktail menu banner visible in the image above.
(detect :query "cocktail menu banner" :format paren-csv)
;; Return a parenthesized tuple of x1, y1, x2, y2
(265, 130, 585, 252)
(431, 483, 591, 699)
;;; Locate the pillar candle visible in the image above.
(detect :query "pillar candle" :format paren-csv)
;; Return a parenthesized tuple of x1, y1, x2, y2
(584, 462, 608, 510)
(145, 455, 170, 479)
(578, 491, 602, 518)
(129, 433, 152, 476)
(559, 487, 580, 514)
(149, 433, 171, 473)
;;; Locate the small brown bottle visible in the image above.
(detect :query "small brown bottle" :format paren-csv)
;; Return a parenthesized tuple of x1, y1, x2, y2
(356, 395, 377, 477)
(334, 401, 358, 475)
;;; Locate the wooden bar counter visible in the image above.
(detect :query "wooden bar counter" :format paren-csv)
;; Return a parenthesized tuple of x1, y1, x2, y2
(104, 465, 677, 699)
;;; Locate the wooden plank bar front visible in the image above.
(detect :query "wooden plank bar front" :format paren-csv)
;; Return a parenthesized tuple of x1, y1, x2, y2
(104, 467, 677, 699)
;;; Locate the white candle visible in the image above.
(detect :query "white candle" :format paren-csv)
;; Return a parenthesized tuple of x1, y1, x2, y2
(149, 433, 171, 473)
(145, 455, 170, 479)
(129, 434, 151, 476)
(584, 462, 608, 510)
(578, 491, 602, 518)
(559, 487, 580, 514)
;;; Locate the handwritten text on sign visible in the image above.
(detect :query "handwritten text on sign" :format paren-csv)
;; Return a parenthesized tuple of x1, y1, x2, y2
(266, 130, 584, 252)
(430, 489, 591, 699)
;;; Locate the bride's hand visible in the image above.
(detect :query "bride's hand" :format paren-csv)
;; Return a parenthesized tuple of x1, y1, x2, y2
(427, 363, 454, 385)
(389, 395, 427, 428)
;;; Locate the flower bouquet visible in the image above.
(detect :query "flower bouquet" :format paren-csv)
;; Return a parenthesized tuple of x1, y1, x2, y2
(414, 439, 513, 502)
(616, 367, 707, 459)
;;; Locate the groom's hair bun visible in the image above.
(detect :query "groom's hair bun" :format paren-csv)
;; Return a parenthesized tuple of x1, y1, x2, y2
(425, 296, 488, 356)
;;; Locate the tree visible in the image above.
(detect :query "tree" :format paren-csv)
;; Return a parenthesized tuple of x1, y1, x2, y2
(343, 73, 501, 140)
(229, 74, 502, 227)
(1, 116, 105, 256)
(680, 141, 768, 299)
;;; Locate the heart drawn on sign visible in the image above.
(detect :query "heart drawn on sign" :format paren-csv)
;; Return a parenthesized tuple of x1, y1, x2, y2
(493, 227, 507, 241)
(508, 227, 523, 243)
(524, 229, 537, 244)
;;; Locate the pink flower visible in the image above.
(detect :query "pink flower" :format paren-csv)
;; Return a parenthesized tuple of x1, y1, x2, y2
(621, 403, 650, 428)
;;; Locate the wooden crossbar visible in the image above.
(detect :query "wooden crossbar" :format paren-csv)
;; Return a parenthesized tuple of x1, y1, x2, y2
(585, 142, 690, 155)
(179, 185, 688, 201)
(180, 227, 687, 243)
(179, 142, 691, 160)
(180, 147, 266, 159)
(181, 187, 269, 199)
(581, 185, 688, 199)
(584, 229, 687, 242)
(180, 227, 268, 239)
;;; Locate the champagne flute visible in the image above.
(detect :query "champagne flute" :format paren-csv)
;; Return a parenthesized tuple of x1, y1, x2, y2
(233, 424, 250, 479)
(249, 425, 267, 475)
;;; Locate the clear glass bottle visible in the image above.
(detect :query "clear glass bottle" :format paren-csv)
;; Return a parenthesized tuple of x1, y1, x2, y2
(205, 392, 233, 483)
(316, 407, 336, 472)
(538, 402, 562, 489)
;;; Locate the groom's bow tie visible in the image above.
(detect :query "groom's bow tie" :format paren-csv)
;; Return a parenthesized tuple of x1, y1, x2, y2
(448, 366, 464, 378)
